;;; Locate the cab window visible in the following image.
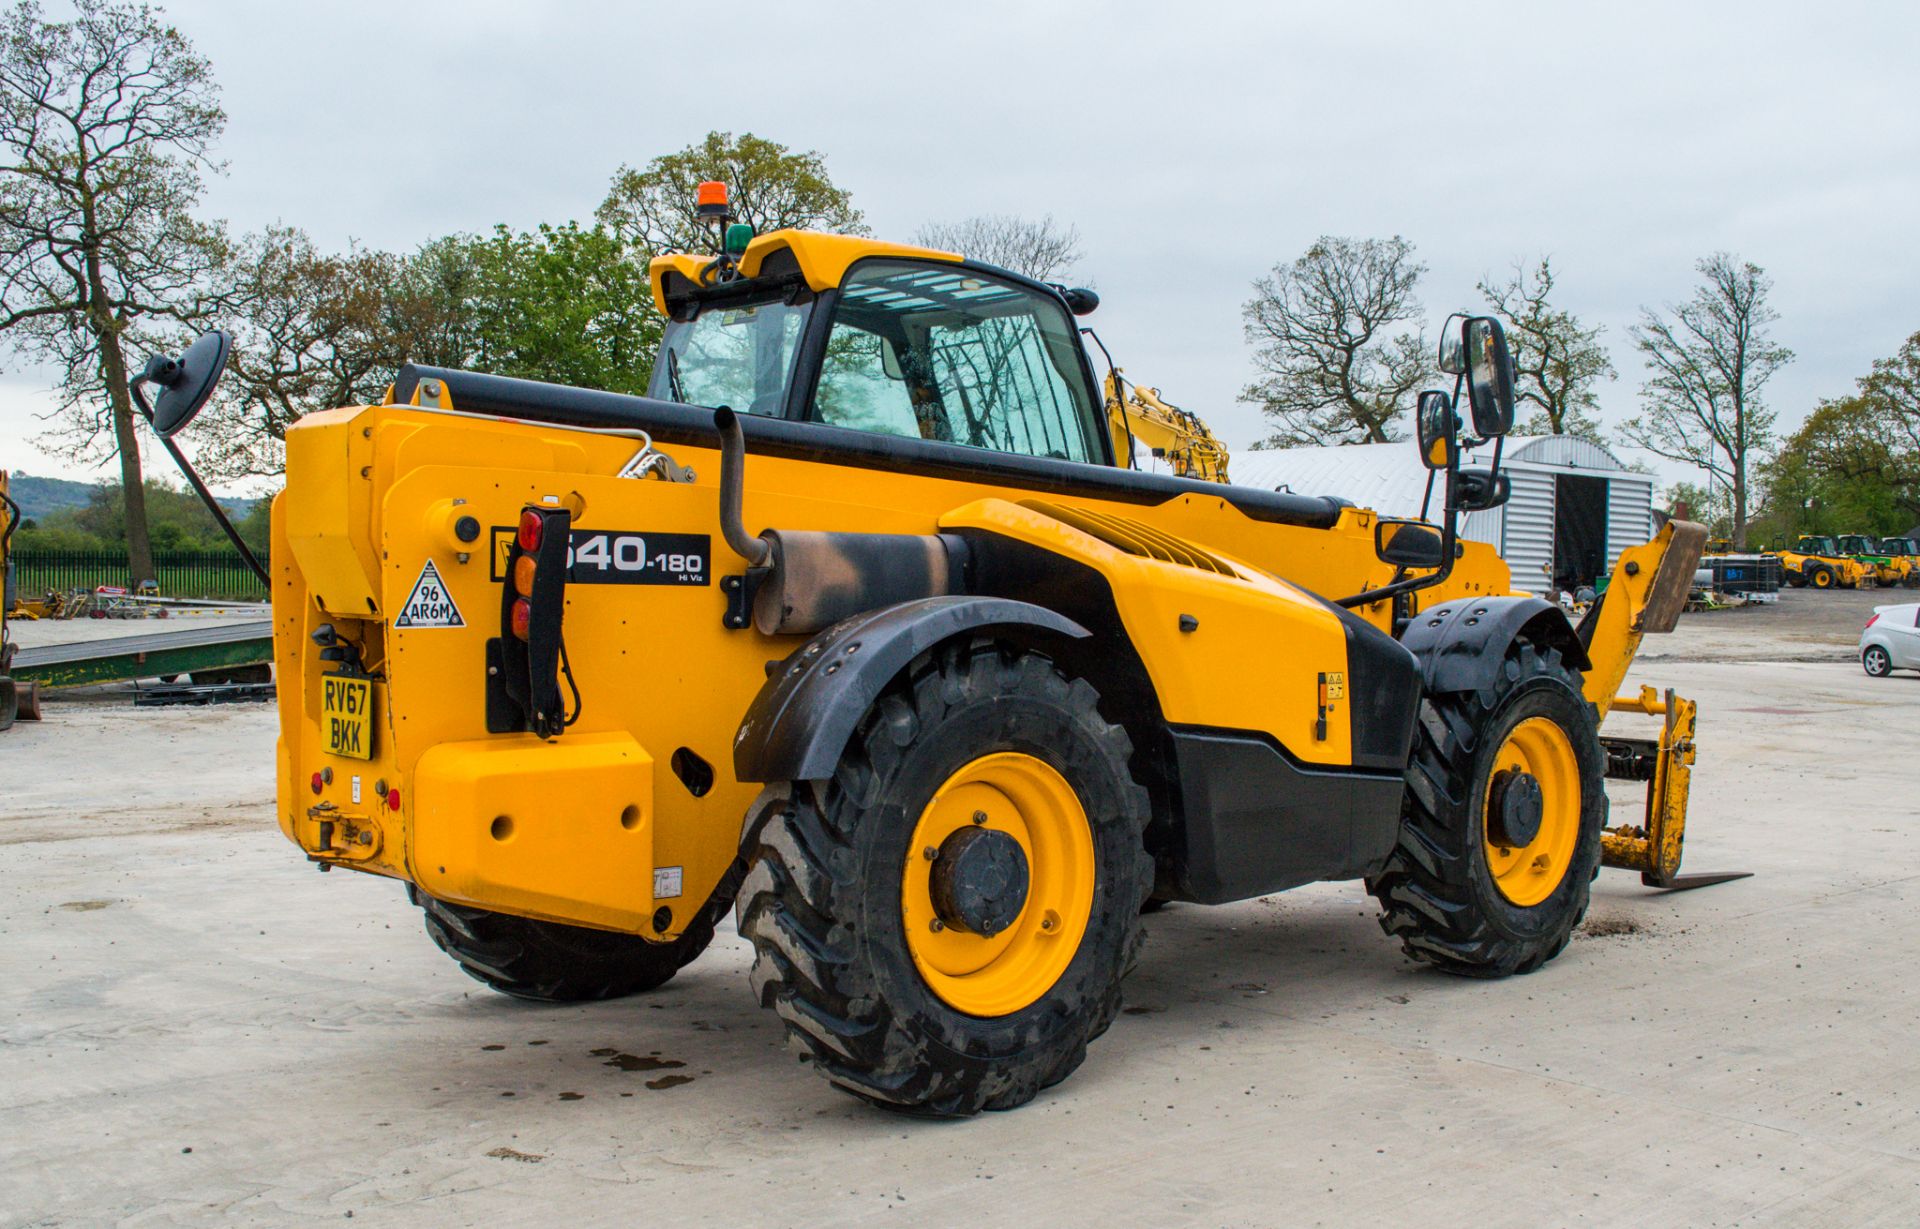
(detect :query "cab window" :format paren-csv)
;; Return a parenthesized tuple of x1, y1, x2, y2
(649, 288, 812, 416)
(812, 261, 1102, 463)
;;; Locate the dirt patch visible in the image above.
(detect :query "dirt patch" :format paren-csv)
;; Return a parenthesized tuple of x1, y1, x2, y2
(592, 1048, 685, 1073)
(56, 899, 111, 911)
(485, 1147, 543, 1163)
(1578, 915, 1646, 939)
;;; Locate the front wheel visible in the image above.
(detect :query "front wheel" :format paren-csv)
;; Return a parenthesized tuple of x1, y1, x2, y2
(1368, 642, 1606, 977)
(1809, 565, 1835, 589)
(736, 639, 1152, 1116)
(1863, 645, 1894, 677)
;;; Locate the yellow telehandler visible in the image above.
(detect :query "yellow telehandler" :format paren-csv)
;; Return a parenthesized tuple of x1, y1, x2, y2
(136, 187, 1726, 1116)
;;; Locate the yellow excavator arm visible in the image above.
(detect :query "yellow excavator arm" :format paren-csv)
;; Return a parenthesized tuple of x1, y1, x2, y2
(1104, 370, 1231, 484)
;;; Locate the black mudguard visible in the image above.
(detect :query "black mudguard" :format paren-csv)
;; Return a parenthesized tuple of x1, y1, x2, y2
(732, 595, 1089, 783)
(1399, 596, 1590, 695)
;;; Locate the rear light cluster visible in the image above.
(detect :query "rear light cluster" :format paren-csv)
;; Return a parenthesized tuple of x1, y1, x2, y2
(1867, 613, 1881, 629)
(511, 509, 543, 641)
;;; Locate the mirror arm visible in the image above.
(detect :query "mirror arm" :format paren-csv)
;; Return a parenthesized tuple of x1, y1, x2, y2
(131, 378, 271, 586)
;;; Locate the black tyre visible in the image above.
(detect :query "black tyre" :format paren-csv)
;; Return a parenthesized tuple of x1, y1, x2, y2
(1863, 645, 1894, 678)
(1904, 573, 1920, 590)
(1368, 642, 1606, 978)
(1809, 565, 1835, 589)
(0, 677, 16, 733)
(1785, 570, 1807, 588)
(414, 885, 724, 1002)
(736, 639, 1152, 1117)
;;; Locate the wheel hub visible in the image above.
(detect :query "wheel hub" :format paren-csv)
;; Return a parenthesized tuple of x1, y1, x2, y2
(1487, 769, 1545, 847)
(929, 826, 1030, 937)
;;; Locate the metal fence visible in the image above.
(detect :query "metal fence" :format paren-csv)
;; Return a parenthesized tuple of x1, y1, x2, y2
(9, 547, 268, 602)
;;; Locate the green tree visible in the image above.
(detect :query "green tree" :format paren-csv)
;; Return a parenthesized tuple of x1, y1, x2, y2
(468, 221, 659, 394)
(596, 131, 865, 256)
(0, 0, 227, 585)
(1241, 235, 1428, 447)
(1622, 254, 1792, 549)
(1758, 333, 1920, 538)
(196, 225, 400, 479)
(1478, 257, 1615, 440)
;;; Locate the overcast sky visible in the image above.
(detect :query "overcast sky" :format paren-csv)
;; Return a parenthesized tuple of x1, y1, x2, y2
(2, 0, 1916, 495)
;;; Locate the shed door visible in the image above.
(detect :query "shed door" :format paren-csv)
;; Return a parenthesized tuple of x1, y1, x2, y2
(1553, 474, 1609, 590)
(1500, 467, 1557, 593)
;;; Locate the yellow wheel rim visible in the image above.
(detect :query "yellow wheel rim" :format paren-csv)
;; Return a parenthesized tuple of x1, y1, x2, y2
(1813, 569, 1833, 588)
(901, 752, 1095, 1017)
(1481, 717, 1581, 908)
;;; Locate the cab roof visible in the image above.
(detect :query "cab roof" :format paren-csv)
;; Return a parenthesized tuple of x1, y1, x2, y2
(648, 230, 960, 316)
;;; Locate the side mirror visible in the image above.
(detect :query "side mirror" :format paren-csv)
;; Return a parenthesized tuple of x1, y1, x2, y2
(1462, 316, 1515, 437)
(1415, 389, 1457, 471)
(1437, 320, 1467, 375)
(137, 330, 232, 437)
(1376, 519, 1445, 569)
(1455, 466, 1511, 512)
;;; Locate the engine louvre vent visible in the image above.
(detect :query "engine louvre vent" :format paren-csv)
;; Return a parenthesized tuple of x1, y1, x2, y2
(1021, 499, 1236, 577)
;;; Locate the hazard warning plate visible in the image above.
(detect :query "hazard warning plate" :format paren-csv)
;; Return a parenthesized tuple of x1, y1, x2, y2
(396, 559, 464, 628)
(322, 674, 373, 760)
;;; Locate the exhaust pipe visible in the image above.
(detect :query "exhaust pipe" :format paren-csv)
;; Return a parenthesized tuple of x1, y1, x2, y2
(714, 407, 770, 568)
(711, 405, 967, 635)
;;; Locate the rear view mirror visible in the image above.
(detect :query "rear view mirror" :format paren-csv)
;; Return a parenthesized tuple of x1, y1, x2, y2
(1437, 318, 1467, 375)
(138, 330, 232, 437)
(1376, 519, 1445, 569)
(880, 337, 905, 380)
(1463, 316, 1515, 438)
(1416, 390, 1457, 471)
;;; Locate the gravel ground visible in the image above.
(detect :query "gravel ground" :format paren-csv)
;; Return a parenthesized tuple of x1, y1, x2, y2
(2, 589, 1915, 1228)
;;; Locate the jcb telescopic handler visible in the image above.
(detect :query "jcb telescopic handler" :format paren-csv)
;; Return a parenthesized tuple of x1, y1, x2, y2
(141, 186, 1722, 1116)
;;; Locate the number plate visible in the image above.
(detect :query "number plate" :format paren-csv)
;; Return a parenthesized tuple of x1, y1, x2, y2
(491, 528, 711, 586)
(321, 674, 373, 760)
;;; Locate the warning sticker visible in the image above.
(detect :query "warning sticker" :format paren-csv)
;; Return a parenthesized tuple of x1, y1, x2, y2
(653, 866, 683, 900)
(395, 559, 464, 628)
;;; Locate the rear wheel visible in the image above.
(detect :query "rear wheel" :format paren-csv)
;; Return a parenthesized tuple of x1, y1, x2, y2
(1809, 565, 1835, 589)
(414, 887, 723, 1002)
(0, 678, 16, 732)
(736, 639, 1152, 1116)
(1863, 645, 1894, 677)
(1368, 642, 1605, 977)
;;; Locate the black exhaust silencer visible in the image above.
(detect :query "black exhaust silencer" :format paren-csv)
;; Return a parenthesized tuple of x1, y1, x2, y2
(710, 406, 970, 636)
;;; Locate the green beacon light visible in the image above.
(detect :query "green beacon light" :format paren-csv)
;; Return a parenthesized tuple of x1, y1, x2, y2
(724, 223, 754, 256)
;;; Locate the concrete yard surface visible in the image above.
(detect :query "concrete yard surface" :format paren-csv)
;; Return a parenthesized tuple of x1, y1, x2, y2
(2, 590, 1916, 1227)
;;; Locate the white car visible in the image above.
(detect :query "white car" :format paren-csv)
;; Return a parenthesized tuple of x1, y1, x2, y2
(1860, 602, 1920, 676)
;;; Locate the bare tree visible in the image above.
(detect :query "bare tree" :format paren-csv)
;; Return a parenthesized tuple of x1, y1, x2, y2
(912, 213, 1081, 281)
(1479, 257, 1615, 440)
(194, 225, 400, 480)
(0, 0, 225, 583)
(1240, 235, 1427, 447)
(596, 131, 864, 257)
(1622, 253, 1792, 548)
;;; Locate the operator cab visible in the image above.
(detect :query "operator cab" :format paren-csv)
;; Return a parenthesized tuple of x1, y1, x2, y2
(649, 204, 1106, 467)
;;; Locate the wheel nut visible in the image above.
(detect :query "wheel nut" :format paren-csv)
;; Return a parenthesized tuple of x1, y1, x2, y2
(971, 810, 987, 825)
(929, 918, 945, 932)
(923, 846, 938, 861)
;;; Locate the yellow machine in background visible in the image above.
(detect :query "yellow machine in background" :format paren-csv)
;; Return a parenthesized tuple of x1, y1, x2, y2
(1104, 371, 1231, 483)
(0, 470, 38, 730)
(1778, 535, 1868, 589)
(140, 188, 1728, 1118)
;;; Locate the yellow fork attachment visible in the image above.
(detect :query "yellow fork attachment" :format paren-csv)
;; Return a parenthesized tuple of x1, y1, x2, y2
(1582, 521, 1751, 891)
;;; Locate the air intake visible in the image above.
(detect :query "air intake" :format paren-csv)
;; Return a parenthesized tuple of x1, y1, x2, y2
(1022, 500, 1237, 577)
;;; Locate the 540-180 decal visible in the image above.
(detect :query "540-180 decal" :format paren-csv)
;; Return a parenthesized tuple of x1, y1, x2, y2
(491, 527, 711, 586)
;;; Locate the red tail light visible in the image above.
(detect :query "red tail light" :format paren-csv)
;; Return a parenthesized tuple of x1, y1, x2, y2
(518, 509, 544, 552)
(511, 597, 532, 640)
(386, 788, 401, 811)
(1867, 613, 1880, 628)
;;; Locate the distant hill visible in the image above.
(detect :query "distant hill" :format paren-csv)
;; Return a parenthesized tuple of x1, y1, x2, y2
(3, 471, 257, 522)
